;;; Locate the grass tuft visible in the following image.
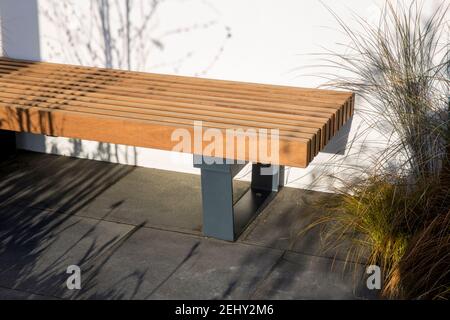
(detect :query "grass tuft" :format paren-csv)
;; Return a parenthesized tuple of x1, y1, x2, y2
(303, 0, 450, 299)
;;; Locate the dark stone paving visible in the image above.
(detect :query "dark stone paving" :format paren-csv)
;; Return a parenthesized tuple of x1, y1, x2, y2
(252, 252, 375, 300)
(73, 229, 283, 300)
(75, 167, 249, 234)
(0, 205, 133, 298)
(0, 151, 249, 234)
(0, 151, 375, 300)
(241, 188, 363, 262)
(0, 286, 59, 300)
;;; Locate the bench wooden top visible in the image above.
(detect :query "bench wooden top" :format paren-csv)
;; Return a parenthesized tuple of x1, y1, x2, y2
(0, 57, 353, 167)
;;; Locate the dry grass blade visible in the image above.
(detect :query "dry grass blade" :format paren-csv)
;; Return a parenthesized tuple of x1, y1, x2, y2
(301, 0, 450, 300)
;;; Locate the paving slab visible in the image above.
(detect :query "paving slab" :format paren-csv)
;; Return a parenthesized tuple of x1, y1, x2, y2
(76, 167, 249, 234)
(0, 151, 133, 215)
(76, 227, 283, 300)
(252, 251, 377, 300)
(150, 238, 284, 300)
(0, 205, 133, 298)
(0, 287, 58, 300)
(0, 151, 249, 234)
(241, 188, 363, 262)
(76, 227, 203, 299)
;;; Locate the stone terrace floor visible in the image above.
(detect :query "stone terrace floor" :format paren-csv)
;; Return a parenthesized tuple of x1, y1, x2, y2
(0, 151, 375, 300)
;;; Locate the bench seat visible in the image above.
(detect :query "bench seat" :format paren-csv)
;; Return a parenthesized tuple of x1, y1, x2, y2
(0, 57, 353, 168)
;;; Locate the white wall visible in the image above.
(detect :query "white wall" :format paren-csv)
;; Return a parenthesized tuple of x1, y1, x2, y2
(0, 0, 442, 192)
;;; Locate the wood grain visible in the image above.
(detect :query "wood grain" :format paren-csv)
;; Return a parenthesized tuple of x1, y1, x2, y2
(0, 57, 354, 167)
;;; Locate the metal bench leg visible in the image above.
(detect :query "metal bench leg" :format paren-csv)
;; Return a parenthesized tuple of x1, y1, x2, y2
(251, 163, 285, 192)
(0, 130, 16, 159)
(195, 157, 284, 241)
(198, 163, 235, 241)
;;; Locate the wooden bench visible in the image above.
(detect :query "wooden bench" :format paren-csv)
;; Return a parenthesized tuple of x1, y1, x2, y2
(0, 57, 354, 241)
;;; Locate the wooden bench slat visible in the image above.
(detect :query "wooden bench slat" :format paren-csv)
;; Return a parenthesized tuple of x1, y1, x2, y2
(0, 102, 314, 139)
(0, 81, 331, 127)
(0, 64, 344, 134)
(0, 68, 342, 116)
(0, 99, 320, 161)
(0, 65, 347, 115)
(0, 84, 327, 154)
(0, 78, 331, 153)
(0, 104, 313, 166)
(0, 95, 320, 140)
(0, 65, 342, 147)
(0, 80, 334, 146)
(0, 58, 352, 100)
(0, 96, 324, 141)
(0, 57, 354, 167)
(0, 66, 348, 120)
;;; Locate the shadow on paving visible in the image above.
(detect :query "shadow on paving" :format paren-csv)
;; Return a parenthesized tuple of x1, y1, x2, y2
(0, 150, 134, 214)
(241, 187, 370, 263)
(251, 251, 376, 300)
(66, 228, 283, 300)
(236, 187, 375, 299)
(0, 150, 249, 235)
(0, 151, 376, 299)
(68, 228, 374, 300)
(0, 151, 135, 297)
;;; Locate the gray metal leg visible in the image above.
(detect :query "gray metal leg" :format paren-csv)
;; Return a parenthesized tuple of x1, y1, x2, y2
(0, 130, 16, 159)
(195, 157, 284, 241)
(251, 163, 285, 192)
(198, 165, 235, 241)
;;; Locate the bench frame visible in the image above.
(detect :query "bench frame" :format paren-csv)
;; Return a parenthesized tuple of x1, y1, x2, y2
(195, 156, 284, 241)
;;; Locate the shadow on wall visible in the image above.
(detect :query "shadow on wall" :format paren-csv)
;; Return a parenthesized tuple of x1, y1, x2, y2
(40, 0, 232, 75)
(0, 0, 232, 164)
